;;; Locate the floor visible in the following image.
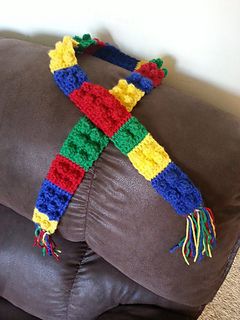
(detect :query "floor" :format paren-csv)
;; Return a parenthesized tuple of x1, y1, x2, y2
(199, 250, 240, 320)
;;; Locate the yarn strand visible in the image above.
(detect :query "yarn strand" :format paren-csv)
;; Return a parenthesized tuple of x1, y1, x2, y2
(33, 225, 61, 261)
(170, 207, 217, 265)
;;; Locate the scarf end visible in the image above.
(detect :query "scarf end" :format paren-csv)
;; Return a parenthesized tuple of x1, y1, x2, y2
(170, 207, 217, 265)
(33, 225, 61, 261)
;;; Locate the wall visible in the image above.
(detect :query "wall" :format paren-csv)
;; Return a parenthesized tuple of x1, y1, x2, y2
(1, 0, 239, 116)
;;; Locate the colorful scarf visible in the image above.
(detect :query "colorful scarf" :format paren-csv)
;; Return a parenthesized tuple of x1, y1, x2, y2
(32, 34, 216, 265)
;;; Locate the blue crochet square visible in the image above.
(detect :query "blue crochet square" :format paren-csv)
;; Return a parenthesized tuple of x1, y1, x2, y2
(93, 44, 138, 71)
(151, 162, 203, 215)
(53, 65, 88, 96)
(126, 72, 153, 94)
(36, 179, 72, 221)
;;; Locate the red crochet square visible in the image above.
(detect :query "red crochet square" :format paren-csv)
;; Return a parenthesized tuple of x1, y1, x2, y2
(47, 154, 85, 194)
(136, 62, 165, 87)
(69, 82, 131, 137)
(84, 39, 105, 55)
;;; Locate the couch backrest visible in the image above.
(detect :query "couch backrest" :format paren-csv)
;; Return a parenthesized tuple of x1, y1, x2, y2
(0, 38, 239, 307)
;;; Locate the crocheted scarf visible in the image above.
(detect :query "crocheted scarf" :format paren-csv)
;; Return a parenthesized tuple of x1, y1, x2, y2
(32, 34, 216, 265)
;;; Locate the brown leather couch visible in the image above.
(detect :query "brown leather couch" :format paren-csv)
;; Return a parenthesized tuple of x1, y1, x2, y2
(0, 38, 239, 320)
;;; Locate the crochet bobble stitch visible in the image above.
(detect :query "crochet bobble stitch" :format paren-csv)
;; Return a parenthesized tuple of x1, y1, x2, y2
(33, 34, 216, 264)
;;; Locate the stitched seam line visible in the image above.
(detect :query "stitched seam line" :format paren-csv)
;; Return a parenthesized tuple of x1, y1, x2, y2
(66, 163, 96, 319)
(83, 165, 96, 240)
(66, 243, 88, 320)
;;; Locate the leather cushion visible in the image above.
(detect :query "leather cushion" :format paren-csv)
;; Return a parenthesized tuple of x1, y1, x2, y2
(97, 305, 194, 320)
(0, 299, 195, 320)
(0, 205, 200, 320)
(0, 38, 239, 307)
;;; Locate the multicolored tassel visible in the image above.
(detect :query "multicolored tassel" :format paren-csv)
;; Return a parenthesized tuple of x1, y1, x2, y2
(33, 225, 61, 261)
(170, 207, 216, 265)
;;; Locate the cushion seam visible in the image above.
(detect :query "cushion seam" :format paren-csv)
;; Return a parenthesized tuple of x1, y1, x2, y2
(66, 243, 89, 320)
(83, 165, 96, 240)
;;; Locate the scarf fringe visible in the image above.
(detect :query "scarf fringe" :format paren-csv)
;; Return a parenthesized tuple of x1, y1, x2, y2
(33, 225, 61, 261)
(170, 207, 217, 265)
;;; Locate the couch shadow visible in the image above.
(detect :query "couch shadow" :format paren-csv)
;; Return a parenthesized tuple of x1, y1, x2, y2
(0, 29, 239, 118)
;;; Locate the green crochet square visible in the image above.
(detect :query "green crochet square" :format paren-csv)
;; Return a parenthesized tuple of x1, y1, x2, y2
(73, 34, 96, 53)
(60, 116, 109, 171)
(111, 116, 148, 155)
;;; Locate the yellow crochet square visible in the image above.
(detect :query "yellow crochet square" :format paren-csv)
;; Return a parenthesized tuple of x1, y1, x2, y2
(127, 133, 171, 180)
(32, 208, 58, 234)
(49, 36, 78, 73)
(109, 79, 144, 112)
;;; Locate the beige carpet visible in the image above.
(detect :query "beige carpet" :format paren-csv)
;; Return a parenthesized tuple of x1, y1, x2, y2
(199, 250, 239, 320)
